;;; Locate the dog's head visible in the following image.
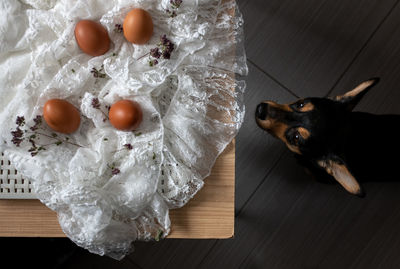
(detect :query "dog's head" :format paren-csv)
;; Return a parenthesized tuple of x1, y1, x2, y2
(255, 78, 380, 196)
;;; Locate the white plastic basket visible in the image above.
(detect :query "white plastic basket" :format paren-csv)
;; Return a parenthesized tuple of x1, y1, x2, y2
(0, 152, 36, 199)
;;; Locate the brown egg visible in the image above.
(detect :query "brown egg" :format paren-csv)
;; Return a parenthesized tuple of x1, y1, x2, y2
(123, 8, 153, 44)
(75, 20, 110, 56)
(43, 99, 81, 134)
(109, 100, 143, 131)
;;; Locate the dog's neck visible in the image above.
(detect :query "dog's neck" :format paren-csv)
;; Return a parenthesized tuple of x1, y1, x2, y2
(340, 112, 400, 180)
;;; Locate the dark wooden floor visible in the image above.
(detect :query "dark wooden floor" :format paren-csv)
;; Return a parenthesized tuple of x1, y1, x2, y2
(3, 0, 400, 268)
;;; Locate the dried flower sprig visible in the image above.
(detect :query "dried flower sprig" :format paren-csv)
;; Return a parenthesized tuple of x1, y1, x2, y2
(91, 97, 109, 122)
(11, 127, 24, 147)
(91, 65, 107, 78)
(112, 167, 120, 175)
(137, 35, 175, 67)
(166, 0, 183, 17)
(16, 116, 25, 127)
(159, 34, 175, 59)
(91, 97, 101, 109)
(11, 115, 82, 156)
(30, 115, 42, 131)
(124, 143, 133, 150)
(108, 163, 121, 175)
(114, 24, 123, 33)
(171, 0, 183, 9)
(166, 10, 177, 18)
(111, 143, 134, 154)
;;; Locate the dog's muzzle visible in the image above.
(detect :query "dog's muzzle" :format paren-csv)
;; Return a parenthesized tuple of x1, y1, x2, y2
(256, 103, 269, 120)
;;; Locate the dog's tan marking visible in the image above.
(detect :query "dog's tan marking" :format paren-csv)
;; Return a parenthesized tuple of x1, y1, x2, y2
(263, 119, 272, 129)
(269, 121, 287, 140)
(271, 122, 302, 155)
(256, 118, 271, 130)
(286, 144, 301, 155)
(335, 79, 376, 101)
(258, 117, 303, 154)
(298, 102, 314, 112)
(297, 127, 311, 140)
(266, 101, 293, 112)
(317, 160, 362, 196)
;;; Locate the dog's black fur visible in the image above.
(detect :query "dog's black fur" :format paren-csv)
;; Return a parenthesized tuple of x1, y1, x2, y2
(255, 78, 400, 197)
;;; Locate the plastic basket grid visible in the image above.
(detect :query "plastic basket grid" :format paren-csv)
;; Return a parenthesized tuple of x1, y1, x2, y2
(0, 152, 36, 199)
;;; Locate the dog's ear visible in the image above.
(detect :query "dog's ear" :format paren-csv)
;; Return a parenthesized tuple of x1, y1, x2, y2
(334, 78, 380, 111)
(316, 157, 364, 197)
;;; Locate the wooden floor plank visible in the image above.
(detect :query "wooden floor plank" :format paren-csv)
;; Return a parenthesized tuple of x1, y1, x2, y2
(199, 152, 313, 269)
(129, 239, 216, 269)
(240, 181, 388, 269)
(234, 63, 296, 210)
(59, 247, 141, 269)
(350, 201, 400, 269)
(242, 0, 398, 97)
(327, 3, 400, 114)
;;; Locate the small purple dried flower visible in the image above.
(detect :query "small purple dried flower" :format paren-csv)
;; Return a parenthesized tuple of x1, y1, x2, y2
(11, 127, 24, 147)
(29, 149, 38, 157)
(160, 34, 169, 46)
(124, 144, 133, 150)
(159, 35, 175, 58)
(168, 42, 175, 51)
(112, 168, 121, 175)
(91, 98, 109, 121)
(30, 115, 42, 131)
(166, 9, 177, 18)
(166, 0, 182, 17)
(91, 98, 101, 109)
(150, 48, 161, 59)
(11, 127, 23, 137)
(162, 50, 171, 60)
(91, 66, 106, 78)
(16, 116, 25, 127)
(91, 67, 98, 78)
(170, 0, 183, 9)
(114, 24, 123, 33)
(144, 35, 175, 67)
(149, 59, 159, 67)
(33, 115, 42, 125)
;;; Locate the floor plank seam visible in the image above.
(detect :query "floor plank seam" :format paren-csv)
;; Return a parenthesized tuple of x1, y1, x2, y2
(191, 240, 219, 269)
(127, 254, 146, 269)
(324, 188, 387, 268)
(237, 183, 313, 269)
(193, 151, 287, 268)
(324, 0, 400, 98)
(246, 59, 300, 99)
(235, 150, 287, 218)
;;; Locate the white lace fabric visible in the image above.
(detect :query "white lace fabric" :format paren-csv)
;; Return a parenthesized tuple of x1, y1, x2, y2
(0, 0, 247, 260)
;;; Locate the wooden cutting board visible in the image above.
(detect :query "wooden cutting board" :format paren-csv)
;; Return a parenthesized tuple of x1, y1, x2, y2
(0, 141, 235, 238)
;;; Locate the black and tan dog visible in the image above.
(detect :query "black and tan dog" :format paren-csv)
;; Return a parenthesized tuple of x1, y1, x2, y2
(255, 78, 400, 197)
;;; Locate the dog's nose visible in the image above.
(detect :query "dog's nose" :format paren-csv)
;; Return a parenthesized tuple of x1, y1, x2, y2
(256, 103, 268, 120)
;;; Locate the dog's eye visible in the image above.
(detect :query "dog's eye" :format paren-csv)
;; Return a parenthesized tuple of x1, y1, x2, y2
(293, 131, 300, 144)
(296, 101, 305, 109)
(286, 129, 302, 146)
